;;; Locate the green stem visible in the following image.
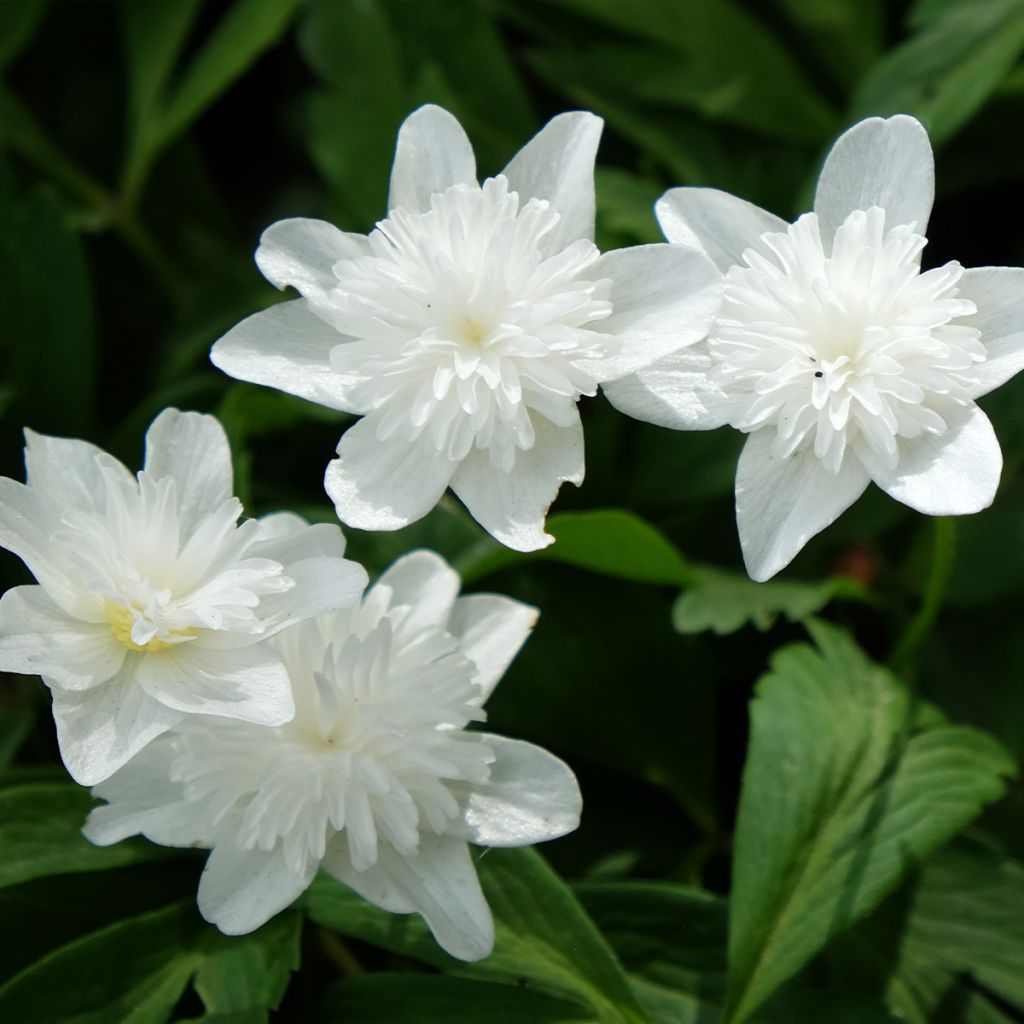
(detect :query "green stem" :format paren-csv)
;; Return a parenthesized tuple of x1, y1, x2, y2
(888, 516, 957, 674)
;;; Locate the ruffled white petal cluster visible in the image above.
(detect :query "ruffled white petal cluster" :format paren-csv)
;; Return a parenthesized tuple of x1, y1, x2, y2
(211, 105, 721, 552)
(0, 409, 368, 784)
(607, 115, 1024, 581)
(85, 551, 581, 961)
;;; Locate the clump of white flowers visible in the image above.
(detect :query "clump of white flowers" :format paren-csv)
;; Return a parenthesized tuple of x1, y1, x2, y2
(211, 104, 721, 551)
(606, 115, 1024, 580)
(85, 550, 581, 960)
(0, 409, 368, 784)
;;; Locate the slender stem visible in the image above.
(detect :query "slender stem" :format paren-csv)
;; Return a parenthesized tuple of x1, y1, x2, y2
(888, 516, 957, 673)
(318, 928, 365, 976)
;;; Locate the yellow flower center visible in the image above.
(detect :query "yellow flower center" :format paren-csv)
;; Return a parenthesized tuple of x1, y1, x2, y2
(104, 601, 195, 652)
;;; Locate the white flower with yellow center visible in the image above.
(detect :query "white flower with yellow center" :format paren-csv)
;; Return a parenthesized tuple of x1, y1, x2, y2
(84, 551, 580, 961)
(211, 104, 721, 551)
(606, 115, 1024, 581)
(0, 409, 368, 784)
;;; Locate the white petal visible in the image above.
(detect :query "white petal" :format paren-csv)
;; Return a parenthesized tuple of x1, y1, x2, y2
(254, 512, 347, 559)
(957, 266, 1024, 397)
(814, 115, 935, 246)
(452, 736, 581, 848)
(0, 586, 124, 690)
(869, 405, 1001, 515)
(144, 409, 232, 534)
(134, 645, 294, 726)
(736, 431, 870, 582)
(501, 111, 603, 250)
(321, 839, 417, 914)
(325, 415, 459, 532)
(210, 299, 355, 412)
(256, 217, 367, 305)
(603, 343, 736, 430)
(581, 243, 722, 382)
(49, 665, 185, 786)
(375, 835, 494, 962)
(24, 429, 133, 516)
(198, 840, 315, 935)
(83, 737, 205, 848)
(655, 187, 788, 272)
(373, 550, 461, 632)
(448, 594, 537, 701)
(258, 556, 368, 634)
(0, 478, 81, 614)
(388, 105, 477, 214)
(451, 413, 584, 552)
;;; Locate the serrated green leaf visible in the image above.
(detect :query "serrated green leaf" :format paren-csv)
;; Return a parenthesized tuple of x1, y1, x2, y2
(851, 0, 1024, 142)
(459, 509, 693, 586)
(315, 974, 592, 1024)
(725, 621, 1015, 1023)
(194, 912, 302, 1017)
(672, 568, 866, 635)
(0, 902, 202, 1024)
(0, 783, 167, 890)
(304, 847, 647, 1024)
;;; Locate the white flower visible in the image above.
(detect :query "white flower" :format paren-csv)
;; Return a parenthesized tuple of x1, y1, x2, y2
(0, 408, 368, 784)
(83, 550, 580, 961)
(211, 104, 721, 551)
(605, 115, 1024, 581)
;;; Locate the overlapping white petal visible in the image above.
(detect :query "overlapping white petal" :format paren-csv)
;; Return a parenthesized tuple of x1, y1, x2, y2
(0, 408, 367, 783)
(84, 551, 580, 960)
(622, 113, 1024, 579)
(210, 104, 721, 550)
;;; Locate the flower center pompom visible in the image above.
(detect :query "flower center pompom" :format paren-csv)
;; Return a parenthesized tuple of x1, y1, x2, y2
(710, 207, 985, 473)
(58, 469, 293, 652)
(323, 175, 614, 471)
(168, 614, 493, 876)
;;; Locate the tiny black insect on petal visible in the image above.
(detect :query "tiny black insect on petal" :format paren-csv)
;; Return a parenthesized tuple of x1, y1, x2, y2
(814, 371, 824, 378)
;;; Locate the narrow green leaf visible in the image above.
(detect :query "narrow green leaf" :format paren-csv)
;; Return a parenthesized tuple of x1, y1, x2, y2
(315, 974, 592, 1024)
(0, 902, 202, 1024)
(725, 621, 1015, 1023)
(305, 847, 648, 1023)
(459, 509, 693, 586)
(672, 568, 866, 636)
(0, 0, 47, 73)
(851, 0, 1024, 142)
(0, 783, 167, 890)
(194, 912, 302, 1016)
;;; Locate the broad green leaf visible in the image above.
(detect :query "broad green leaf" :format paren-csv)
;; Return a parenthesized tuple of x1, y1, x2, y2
(304, 847, 648, 1024)
(315, 974, 592, 1024)
(672, 567, 866, 635)
(0, 183, 96, 435)
(0, 0, 47, 73)
(459, 509, 693, 586)
(725, 621, 1015, 1023)
(0, 902, 202, 1024)
(851, 0, 1024, 142)
(0, 783, 167, 890)
(194, 912, 302, 1017)
(524, 0, 836, 143)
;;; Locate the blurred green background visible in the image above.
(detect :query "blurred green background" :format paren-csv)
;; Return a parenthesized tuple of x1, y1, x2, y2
(2, 1, 1024, 1021)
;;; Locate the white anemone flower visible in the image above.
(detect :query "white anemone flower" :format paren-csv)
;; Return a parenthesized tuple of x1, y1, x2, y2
(605, 115, 1024, 581)
(0, 409, 368, 785)
(210, 104, 721, 551)
(84, 550, 581, 961)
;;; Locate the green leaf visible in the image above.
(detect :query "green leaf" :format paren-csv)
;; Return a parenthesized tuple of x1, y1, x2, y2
(724, 621, 1015, 1023)
(672, 567, 866, 635)
(0, 783, 167, 890)
(0, 902, 202, 1024)
(522, 0, 835, 143)
(459, 509, 693, 586)
(305, 847, 648, 1024)
(851, 0, 1024, 142)
(0, 681, 37, 767)
(315, 974, 593, 1024)
(0, 0, 47, 73)
(0, 183, 97, 435)
(194, 912, 302, 1017)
